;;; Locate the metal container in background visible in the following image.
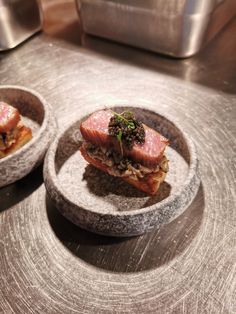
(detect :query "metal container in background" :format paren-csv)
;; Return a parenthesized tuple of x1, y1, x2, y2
(0, 0, 42, 51)
(76, 0, 236, 58)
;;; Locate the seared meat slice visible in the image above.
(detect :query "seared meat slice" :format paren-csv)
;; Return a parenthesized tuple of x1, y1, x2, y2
(0, 102, 32, 159)
(0, 102, 20, 133)
(80, 110, 168, 168)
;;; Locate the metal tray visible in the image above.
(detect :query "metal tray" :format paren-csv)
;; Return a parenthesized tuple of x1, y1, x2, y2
(76, 0, 236, 57)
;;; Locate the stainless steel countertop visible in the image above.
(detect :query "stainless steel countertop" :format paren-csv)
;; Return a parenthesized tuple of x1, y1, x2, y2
(0, 1, 235, 313)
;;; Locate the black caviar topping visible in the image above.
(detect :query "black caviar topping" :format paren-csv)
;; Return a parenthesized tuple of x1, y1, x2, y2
(108, 111, 145, 154)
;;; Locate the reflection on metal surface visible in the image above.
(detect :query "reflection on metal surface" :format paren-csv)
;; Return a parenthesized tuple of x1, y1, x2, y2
(76, 0, 236, 57)
(0, 0, 42, 51)
(0, 1, 235, 312)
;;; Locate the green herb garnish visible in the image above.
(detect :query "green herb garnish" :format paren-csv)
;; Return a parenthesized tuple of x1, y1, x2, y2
(116, 129, 123, 155)
(117, 129, 123, 141)
(113, 111, 135, 129)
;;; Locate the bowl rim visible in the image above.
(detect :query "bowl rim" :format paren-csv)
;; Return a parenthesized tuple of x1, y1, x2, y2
(0, 85, 51, 164)
(44, 103, 199, 217)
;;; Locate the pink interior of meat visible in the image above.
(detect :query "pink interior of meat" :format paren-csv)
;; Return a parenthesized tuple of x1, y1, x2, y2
(0, 103, 15, 125)
(80, 110, 169, 164)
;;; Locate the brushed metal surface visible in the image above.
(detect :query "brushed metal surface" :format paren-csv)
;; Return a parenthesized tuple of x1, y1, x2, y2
(0, 0, 236, 313)
(77, 0, 236, 57)
(0, 0, 42, 51)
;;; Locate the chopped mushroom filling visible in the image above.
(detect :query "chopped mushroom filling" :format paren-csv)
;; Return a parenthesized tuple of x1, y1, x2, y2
(84, 142, 169, 180)
(0, 124, 21, 150)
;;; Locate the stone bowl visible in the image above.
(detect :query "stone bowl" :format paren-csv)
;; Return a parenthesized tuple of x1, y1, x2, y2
(0, 85, 57, 188)
(44, 104, 200, 237)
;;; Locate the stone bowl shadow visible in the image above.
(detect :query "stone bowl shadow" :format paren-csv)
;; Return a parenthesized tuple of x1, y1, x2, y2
(46, 183, 204, 273)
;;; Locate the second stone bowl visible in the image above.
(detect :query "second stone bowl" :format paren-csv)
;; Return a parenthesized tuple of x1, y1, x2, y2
(0, 85, 57, 188)
(44, 104, 200, 237)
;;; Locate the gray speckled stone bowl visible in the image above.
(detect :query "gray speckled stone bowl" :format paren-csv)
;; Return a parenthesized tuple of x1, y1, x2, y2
(44, 104, 200, 237)
(0, 86, 57, 188)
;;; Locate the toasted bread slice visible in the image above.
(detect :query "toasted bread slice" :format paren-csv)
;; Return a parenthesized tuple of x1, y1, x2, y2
(0, 126, 32, 159)
(80, 145, 166, 195)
